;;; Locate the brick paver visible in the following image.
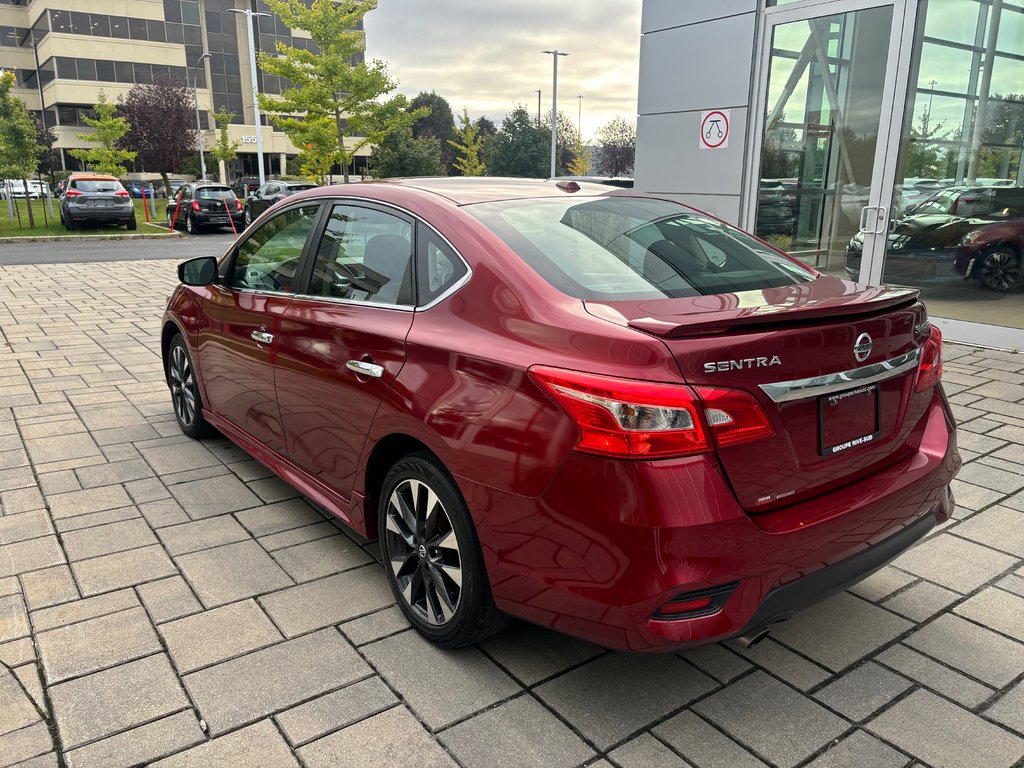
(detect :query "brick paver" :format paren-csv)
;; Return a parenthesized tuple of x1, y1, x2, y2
(1, 259, 1024, 767)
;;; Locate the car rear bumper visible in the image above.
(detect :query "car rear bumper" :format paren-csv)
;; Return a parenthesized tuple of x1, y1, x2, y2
(194, 210, 244, 226)
(66, 206, 134, 223)
(468, 387, 959, 652)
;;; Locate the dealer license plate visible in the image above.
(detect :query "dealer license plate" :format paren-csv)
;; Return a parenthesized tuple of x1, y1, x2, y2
(819, 385, 880, 456)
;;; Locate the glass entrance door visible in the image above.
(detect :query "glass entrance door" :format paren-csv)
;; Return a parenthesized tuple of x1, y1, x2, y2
(747, 0, 909, 282)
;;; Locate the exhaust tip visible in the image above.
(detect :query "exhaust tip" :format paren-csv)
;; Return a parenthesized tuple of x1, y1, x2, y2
(736, 629, 770, 649)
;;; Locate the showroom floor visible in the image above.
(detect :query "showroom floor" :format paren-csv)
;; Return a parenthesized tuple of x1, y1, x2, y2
(1, 260, 1022, 768)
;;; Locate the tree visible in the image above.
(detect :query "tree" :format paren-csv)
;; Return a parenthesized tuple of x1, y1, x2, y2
(475, 116, 497, 137)
(482, 107, 549, 178)
(448, 109, 486, 176)
(32, 114, 60, 180)
(289, 114, 343, 184)
(70, 92, 136, 177)
(567, 134, 591, 176)
(257, 0, 428, 183)
(117, 76, 197, 194)
(545, 110, 578, 175)
(0, 71, 42, 226)
(411, 91, 456, 172)
(901, 106, 949, 180)
(593, 117, 636, 177)
(370, 128, 444, 178)
(209, 108, 240, 181)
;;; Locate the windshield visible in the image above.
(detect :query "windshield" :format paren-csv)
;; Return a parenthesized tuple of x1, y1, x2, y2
(197, 187, 234, 200)
(467, 197, 815, 301)
(71, 180, 122, 193)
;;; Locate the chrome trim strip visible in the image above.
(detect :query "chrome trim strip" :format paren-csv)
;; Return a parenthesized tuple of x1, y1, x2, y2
(758, 349, 920, 404)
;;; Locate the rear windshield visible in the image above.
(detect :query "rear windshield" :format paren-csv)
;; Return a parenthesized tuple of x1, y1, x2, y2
(285, 184, 315, 194)
(197, 187, 234, 200)
(71, 180, 122, 193)
(467, 197, 815, 300)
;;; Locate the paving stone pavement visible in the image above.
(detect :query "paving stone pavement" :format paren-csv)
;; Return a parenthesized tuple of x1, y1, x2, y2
(1, 259, 1023, 768)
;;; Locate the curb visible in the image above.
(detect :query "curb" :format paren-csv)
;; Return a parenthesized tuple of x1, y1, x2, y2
(0, 230, 182, 244)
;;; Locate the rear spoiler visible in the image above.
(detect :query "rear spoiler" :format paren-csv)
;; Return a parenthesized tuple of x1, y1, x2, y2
(620, 288, 920, 338)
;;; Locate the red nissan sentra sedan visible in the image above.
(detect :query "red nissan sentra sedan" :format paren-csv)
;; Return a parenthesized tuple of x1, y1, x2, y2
(162, 178, 959, 652)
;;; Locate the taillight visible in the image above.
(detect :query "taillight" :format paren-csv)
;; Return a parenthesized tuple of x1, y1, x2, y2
(235, 199, 243, 211)
(529, 367, 773, 459)
(191, 200, 201, 212)
(115, 190, 130, 198)
(65, 189, 82, 197)
(698, 387, 774, 448)
(915, 325, 943, 392)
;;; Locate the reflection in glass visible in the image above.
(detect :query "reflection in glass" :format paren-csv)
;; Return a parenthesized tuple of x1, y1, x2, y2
(883, 0, 1024, 327)
(755, 7, 893, 275)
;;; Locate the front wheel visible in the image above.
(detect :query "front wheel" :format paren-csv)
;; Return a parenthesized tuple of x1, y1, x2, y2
(979, 248, 1020, 292)
(244, 208, 252, 228)
(167, 334, 213, 439)
(379, 453, 507, 648)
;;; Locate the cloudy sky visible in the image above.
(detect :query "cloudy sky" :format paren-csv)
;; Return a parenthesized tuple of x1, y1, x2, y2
(363, 0, 642, 141)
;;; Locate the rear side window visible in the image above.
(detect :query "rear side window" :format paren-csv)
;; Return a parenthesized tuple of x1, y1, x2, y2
(229, 204, 320, 293)
(308, 204, 414, 306)
(467, 197, 814, 300)
(417, 227, 468, 304)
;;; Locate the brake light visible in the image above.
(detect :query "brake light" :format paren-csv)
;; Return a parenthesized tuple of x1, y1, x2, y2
(915, 325, 943, 392)
(235, 199, 243, 211)
(115, 190, 130, 198)
(191, 200, 201, 212)
(64, 188, 82, 197)
(529, 367, 773, 459)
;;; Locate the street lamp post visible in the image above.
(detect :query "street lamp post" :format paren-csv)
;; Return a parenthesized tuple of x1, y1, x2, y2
(227, 7, 271, 186)
(541, 50, 569, 178)
(535, 89, 541, 127)
(576, 93, 583, 141)
(191, 52, 211, 181)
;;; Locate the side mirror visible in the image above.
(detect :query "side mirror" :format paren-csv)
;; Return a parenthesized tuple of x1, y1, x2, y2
(178, 256, 217, 286)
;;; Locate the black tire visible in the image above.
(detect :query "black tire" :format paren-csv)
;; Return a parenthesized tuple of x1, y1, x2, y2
(378, 452, 508, 648)
(186, 214, 198, 235)
(166, 209, 174, 228)
(979, 248, 1020, 293)
(167, 334, 214, 439)
(64, 215, 75, 232)
(126, 214, 137, 231)
(244, 208, 252, 228)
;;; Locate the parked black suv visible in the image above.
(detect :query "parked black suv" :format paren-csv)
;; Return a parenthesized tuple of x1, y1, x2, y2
(244, 180, 318, 226)
(166, 183, 244, 234)
(60, 174, 137, 231)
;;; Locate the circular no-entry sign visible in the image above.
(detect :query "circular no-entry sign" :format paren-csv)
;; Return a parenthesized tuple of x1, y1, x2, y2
(700, 110, 730, 149)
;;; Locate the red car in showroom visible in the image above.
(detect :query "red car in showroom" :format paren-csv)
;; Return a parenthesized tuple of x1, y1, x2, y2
(162, 178, 959, 652)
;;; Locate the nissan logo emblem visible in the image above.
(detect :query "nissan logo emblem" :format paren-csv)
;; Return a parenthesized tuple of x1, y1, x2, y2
(853, 333, 873, 363)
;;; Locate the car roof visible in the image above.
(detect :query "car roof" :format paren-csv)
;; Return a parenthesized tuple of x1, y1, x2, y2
(311, 177, 620, 206)
(70, 174, 118, 181)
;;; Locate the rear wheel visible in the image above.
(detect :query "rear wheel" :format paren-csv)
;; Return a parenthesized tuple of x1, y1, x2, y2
(166, 209, 174, 228)
(126, 214, 137, 231)
(980, 248, 1020, 292)
(378, 453, 507, 648)
(167, 334, 213, 438)
(186, 214, 197, 235)
(64, 215, 75, 231)
(244, 208, 252, 228)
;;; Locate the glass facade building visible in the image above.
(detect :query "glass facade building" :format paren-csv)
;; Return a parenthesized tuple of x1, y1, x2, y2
(637, 0, 1024, 350)
(0, 0, 365, 179)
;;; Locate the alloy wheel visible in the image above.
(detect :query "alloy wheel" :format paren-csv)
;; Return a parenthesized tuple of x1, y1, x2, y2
(169, 345, 197, 427)
(981, 250, 1019, 292)
(384, 478, 463, 625)
(244, 209, 252, 227)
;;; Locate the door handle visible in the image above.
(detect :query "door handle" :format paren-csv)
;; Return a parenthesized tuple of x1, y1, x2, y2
(250, 330, 274, 344)
(873, 206, 888, 234)
(859, 206, 878, 234)
(346, 360, 384, 379)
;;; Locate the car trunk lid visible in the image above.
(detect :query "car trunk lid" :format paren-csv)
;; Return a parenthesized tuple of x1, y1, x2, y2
(586, 277, 933, 512)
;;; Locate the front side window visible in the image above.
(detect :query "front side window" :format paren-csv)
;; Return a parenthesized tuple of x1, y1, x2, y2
(467, 197, 815, 301)
(229, 204, 320, 293)
(308, 204, 413, 305)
